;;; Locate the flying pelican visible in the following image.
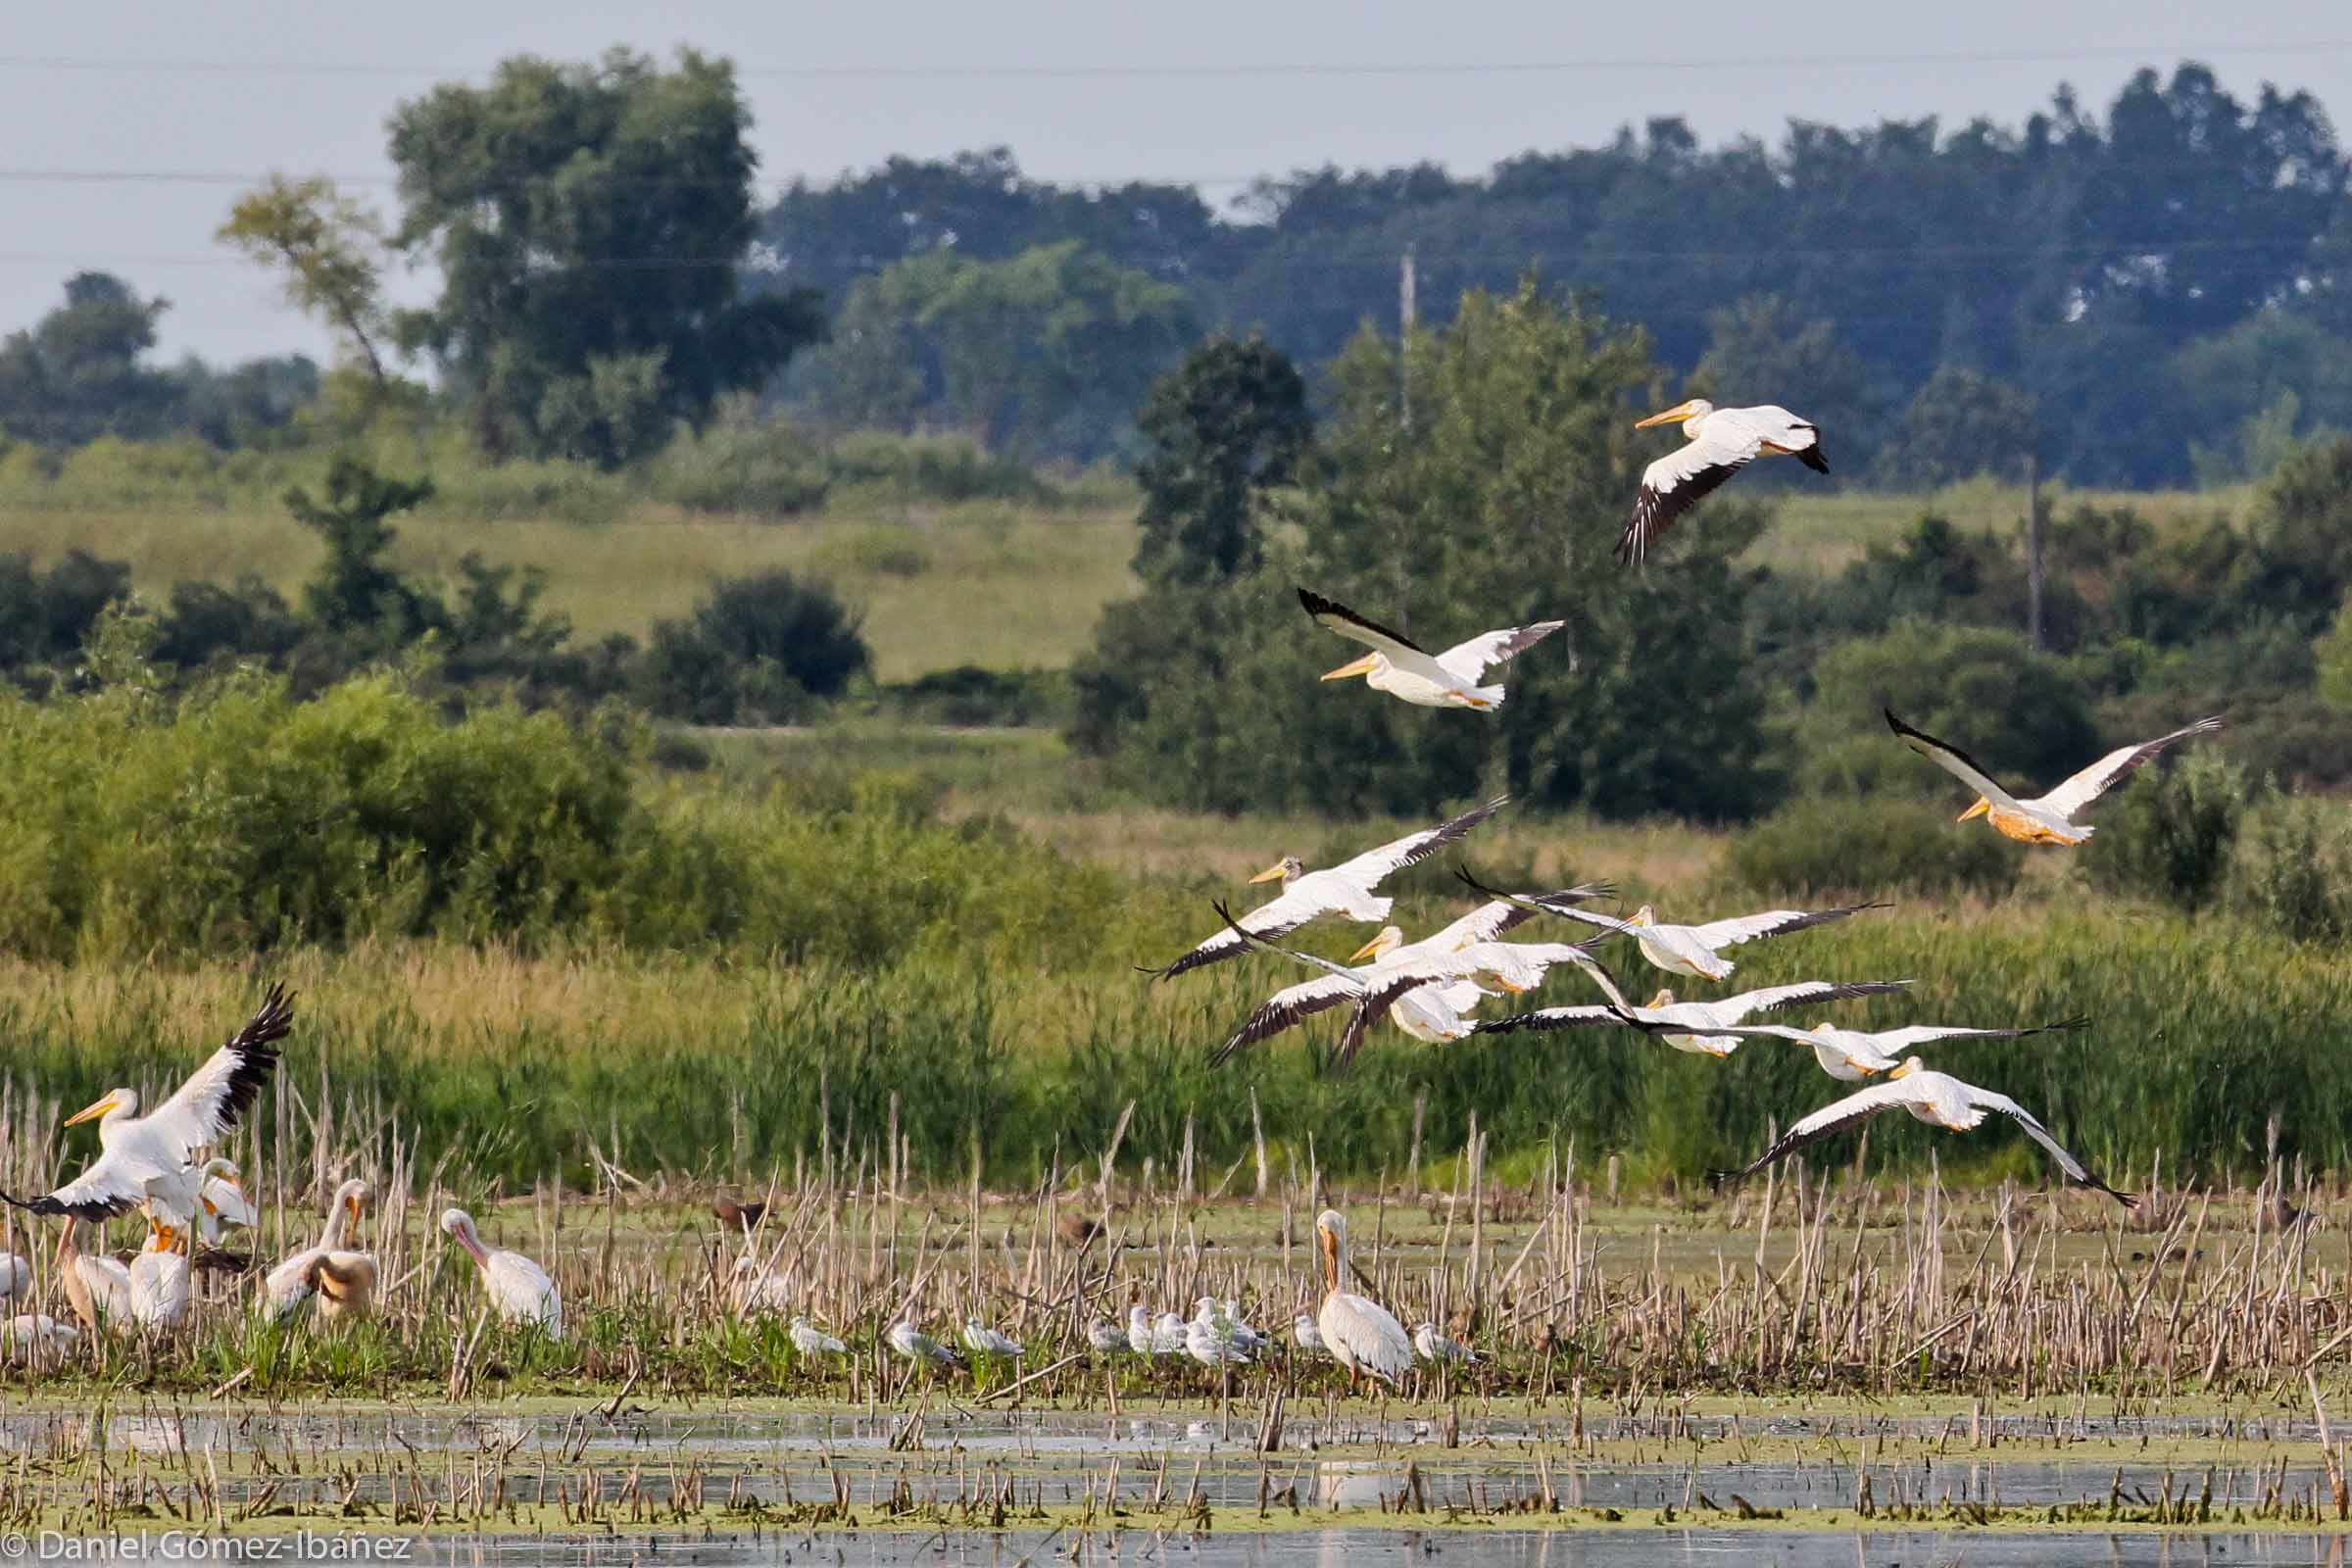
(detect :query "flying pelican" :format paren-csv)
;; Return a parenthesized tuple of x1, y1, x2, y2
(1293, 1314, 1326, 1354)
(1298, 588, 1564, 711)
(263, 1179, 373, 1321)
(129, 1213, 192, 1330)
(1672, 1014, 2091, 1082)
(1143, 798, 1507, 979)
(790, 1316, 848, 1356)
(1886, 710, 2226, 845)
(5, 984, 292, 1222)
(441, 1208, 563, 1336)
(961, 1315, 1025, 1358)
(1618, 400, 1826, 565)
(887, 1320, 963, 1367)
(1313, 1210, 1413, 1390)
(1474, 979, 1914, 1055)
(1209, 883, 1611, 1064)
(1457, 870, 1884, 982)
(1214, 900, 1614, 1066)
(1413, 1323, 1482, 1365)
(1716, 1058, 2133, 1206)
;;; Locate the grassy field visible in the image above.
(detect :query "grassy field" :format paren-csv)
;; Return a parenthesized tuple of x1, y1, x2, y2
(0, 480, 2249, 680)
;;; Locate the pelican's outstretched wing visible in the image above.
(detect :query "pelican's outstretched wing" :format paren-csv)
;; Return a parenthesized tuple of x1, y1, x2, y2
(1619, 442, 1749, 565)
(1865, 1016, 2090, 1052)
(1968, 1089, 2135, 1207)
(1424, 880, 1614, 951)
(2035, 717, 2225, 820)
(1469, 1005, 1623, 1037)
(1684, 903, 1888, 950)
(1328, 796, 1510, 887)
(1452, 867, 1638, 938)
(144, 983, 294, 1153)
(1712, 1079, 1920, 1186)
(1716, 979, 1915, 1020)
(1298, 587, 1459, 690)
(1434, 620, 1566, 682)
(1211, 973, 1365, 1066)
(1885, 710, 2029, 808)
(5, 1163, 151, 1223)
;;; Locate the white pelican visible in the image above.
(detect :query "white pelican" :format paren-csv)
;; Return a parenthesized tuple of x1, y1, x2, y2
(441, 1208, 563, 1336)
(1413, 1323, 1482, 1365)
(196, 1159, 259, 1243)
(1145, 798, 1508, 979)
(1298, 588, 1564, 711)
(1475, 979, 1914, 1056)
(303, 1252, 377, 1323)
(1458, 870, 1884, 982)
(887, 1319, 962, 1366)
(6, 984, 292, 1222)
(790, 1315, 848, 1356)
(55, 1220, 131, 1332)
(4, 1313, 76, 1362)
(1686, 1014, 2090, 1082)
(0, 1251, 27, 1301)
(1313, 1210, 1413, 1390)
(1086, 1316, 1125, 1353)
(1618, 399, 1826, 565)
(961, 1315, 1025, 1358)
(129, 1213, 192, 1330)
(263, 1179, 372, 1321)
(1716, 1058, 2132, 1206)
(1293, 1314, 1326, 1354)
(1887, 710, 2226, 846)
(1215, 900, 1613, 1066)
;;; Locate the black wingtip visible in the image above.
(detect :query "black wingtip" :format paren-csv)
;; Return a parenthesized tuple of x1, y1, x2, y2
(1799, 446, 1830, 475)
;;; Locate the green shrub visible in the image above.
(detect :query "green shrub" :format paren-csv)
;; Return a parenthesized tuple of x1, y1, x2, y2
(1727, 797, 2022, 901)
(2081, 749, 2252, 909)
(633, 568, 870, 725)
(827, 430, 1051, 506)
(647, 414, 831, 515)
(2224, 794, 2352, 940)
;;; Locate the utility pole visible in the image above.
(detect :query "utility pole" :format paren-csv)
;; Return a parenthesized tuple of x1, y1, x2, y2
(2025, 451, 2045, 651)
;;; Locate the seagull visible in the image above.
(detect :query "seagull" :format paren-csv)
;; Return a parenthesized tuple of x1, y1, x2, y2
(1298, 588, 1564, 710)
(1212, 899, 1614, 1066)
(1086, 1316, 1126, 1353)
(961, 1315, 1026, 1358)
(731, 1256, 792, 1315)
(1194, 1297, 1265, 1354)
(1886, 710, 2227, 845)
(790, 1316, 848, 1356)
(1457, 869, 1884, 982)
(1715, 1057, 2133, 1206)
(5, 984, 292, 1222)
(1293, 1314, 1326, 1354)
(1679, 1015, 2092, 1082)
(3, 1314, 76, 1362)
(1619, 399, 1826, 565)
(888, 1320, 964, 1367)
(1313, 1211, 1413, 1390)
(1187, 1314, 1253, 1368)
(1152, 1310, 1190, 1351)
(1413, 1323, 1483, 1365)
(1126, 1303, 1161, 1354)
(1208, 883, 1612, 1065)
(441, 1208, 563, 1336)
(1474, 979, 1914, 1056)
(1143, 798, 1507, 980)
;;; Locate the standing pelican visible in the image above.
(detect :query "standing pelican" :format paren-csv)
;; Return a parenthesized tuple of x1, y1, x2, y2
(441, 1208, 562, 1336)
(1474, 979, 1914, 1055)
(1677, 1015, 2091, 1082)
(55, 1219, 130, 1334)
(1143, 798, 1507, 979)
(302, 1252, 378, 1323)
(263, 1179, 373, 1321)
(6, 984, 292, 1222)
(1312, 1210, 1413, 1390)
(1457, 870, 1883, 982)
(1887, 710, 2226, 845)
(1298, 588, 1564, 711)
(129, 1213, 192, 1330)
(1716, 1058, 2133, 1205)
(1619, 400, 1826, 564)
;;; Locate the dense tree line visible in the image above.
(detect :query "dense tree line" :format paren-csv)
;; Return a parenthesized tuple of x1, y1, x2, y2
(770, 65, 2352, 483)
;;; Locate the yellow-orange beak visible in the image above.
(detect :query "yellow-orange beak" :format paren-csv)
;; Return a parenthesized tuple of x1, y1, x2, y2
(345, 1193, 365, 1226)
(1635, 401, 1697, 429)
(1247, 861, 1291, 885)
(1321, 654, 1379, 682)
(1348, 933, 1388, 962)
(1958, 799, 1990, 822)
(63, 1093, 121, 1128)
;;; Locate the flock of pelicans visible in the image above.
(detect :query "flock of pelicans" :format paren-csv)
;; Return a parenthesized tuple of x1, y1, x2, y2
(0, 397, 2230, 1392)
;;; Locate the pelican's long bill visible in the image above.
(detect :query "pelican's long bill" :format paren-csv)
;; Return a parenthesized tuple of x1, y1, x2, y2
(1321, 654, 1380, 682)
(62, 1093, 122, 1128)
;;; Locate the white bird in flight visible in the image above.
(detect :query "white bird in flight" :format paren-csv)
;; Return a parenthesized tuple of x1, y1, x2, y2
(1458, 870, 1884, 982)
(442, 1208, 563, 1336)
(6, 984, 292, 1223)
(1474, 979, 1914, 1056)
(1716, 1057, 2132, 1206)
(1313, 1210, 1413, 1390)
(1144, 797, 1507, 980)
(1298, 588, 1564, 710)
(1887, 709, 2226, 846)
(1686, 1014, 2091, 1082)
(1619, 399, 1827, 565)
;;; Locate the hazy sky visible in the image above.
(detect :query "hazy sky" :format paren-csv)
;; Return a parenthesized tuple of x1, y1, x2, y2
(5, 1, 2350, 365)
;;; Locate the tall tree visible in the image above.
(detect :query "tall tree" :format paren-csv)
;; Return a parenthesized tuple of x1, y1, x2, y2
(387, 47, 825, 466)
(217, 175, 395, 386)
(0, 273, 180, 447)
(1130, 336, 1312, 585)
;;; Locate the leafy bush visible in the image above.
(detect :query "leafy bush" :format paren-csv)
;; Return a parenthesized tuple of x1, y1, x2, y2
(827, 431, 1051, 506)
(881, 665, 1072, 727)
(1728, 798, 2022, 901)
(0, 548, 131, 671)
(2081, 749, 2251, 910)
(2223, 794, 2352, 940)
(633, 568, 870, 725)
(646, 409, 831, 515)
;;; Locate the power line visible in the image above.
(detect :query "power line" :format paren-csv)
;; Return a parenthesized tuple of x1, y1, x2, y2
(0, 41, 2346, 81)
